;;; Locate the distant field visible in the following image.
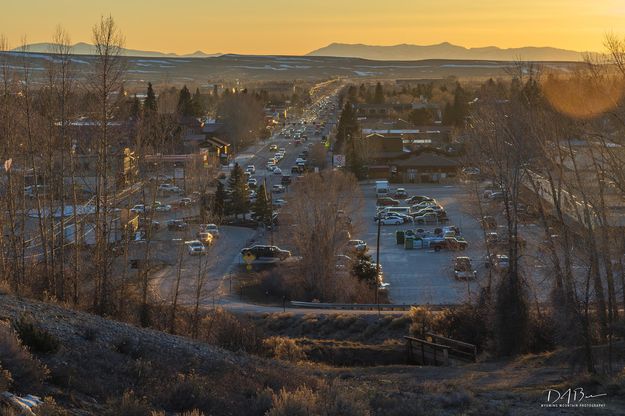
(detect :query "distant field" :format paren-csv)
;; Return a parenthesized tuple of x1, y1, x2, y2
(0, 52, 582, 86)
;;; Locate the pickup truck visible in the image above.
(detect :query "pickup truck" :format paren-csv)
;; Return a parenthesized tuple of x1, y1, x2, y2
(429, 237, 468, 252)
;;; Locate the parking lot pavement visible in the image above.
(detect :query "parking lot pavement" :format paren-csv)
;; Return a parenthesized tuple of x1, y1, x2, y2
(360, 183, 486, 305)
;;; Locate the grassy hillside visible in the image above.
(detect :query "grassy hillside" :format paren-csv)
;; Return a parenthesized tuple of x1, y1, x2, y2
(1, 294, 625, 415)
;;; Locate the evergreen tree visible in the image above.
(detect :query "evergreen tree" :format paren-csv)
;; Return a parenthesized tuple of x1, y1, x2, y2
(213, 181, 226, 218)
(177, 85, 193, 116)
(442, 102, 455, 126)
(358, 83, 367, 101)
(144, 82, 158, 114)
(252, 183, 272, 226)
(335, 101, 359, 151)
(373, 82, 385, 104)
(227, 163, 249, 218)
(212, 84, 219, 98)
(352, 253, 379, 287)
(130, 94, 141, 120)
(192, 87, 204, 116)
(452, 83, 469, 128)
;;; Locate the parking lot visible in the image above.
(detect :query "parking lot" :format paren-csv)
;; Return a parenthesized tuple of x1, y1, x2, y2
(361, 182, 487, 305)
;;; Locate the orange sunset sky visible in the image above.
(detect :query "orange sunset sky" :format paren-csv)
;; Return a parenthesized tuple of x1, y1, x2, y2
(2, 0, 624, 54)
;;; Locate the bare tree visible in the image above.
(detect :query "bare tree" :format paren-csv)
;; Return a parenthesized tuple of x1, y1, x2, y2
(90, 15, 125, 313)
(279, 170, 364, 302)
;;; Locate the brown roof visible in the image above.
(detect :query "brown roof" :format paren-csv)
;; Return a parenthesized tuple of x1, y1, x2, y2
(392, 153, 460, 168)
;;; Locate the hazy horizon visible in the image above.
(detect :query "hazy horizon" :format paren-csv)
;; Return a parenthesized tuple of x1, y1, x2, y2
(3, 0, 623, 55)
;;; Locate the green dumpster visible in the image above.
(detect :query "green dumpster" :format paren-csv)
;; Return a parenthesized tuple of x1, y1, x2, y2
(396, 230, 405, 245)
(404, 235, 415, 249)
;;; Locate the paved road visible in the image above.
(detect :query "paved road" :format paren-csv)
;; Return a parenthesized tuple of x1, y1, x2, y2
(148, 82, 343, 310)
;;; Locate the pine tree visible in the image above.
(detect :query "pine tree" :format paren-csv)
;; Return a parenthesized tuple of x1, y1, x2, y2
(252, 183, 272, 226)
(335, 101, 359, 151)
(212, 84, 219, 98)
(352, 253, 378, 287)
(144, 82, 158, 113)
(227, 163, 249, 218)
(177, 85, 193, 116)
(452, 83, 469, 128)
(192, 87, 204, 116)
(130, 94, 141, 120)
(442, 102, 455, 126)
(213, 181, 226, 218)
(373, 82, 385, 104)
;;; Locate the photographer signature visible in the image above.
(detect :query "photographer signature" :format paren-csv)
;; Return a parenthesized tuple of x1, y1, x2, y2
(544, 388, 606, 405)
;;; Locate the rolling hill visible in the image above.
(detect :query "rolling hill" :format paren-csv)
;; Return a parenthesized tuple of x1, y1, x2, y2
(11, 42, 221, 58)
(307, 42, 587, 62)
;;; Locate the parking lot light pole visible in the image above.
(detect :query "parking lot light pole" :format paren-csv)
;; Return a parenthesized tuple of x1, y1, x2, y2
(375, 213, 381, 316)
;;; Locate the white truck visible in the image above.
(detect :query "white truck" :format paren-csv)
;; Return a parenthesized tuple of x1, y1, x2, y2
(375, 180, 390, 197)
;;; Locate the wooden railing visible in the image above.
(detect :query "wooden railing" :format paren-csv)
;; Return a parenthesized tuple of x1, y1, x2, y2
(426, 332, 477, 363)
(404, 336, 450, 366)
(404, 334, 477, 365)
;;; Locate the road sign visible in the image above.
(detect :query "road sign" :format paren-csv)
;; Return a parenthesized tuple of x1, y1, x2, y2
(333, 154, 346, 167)
(242, 252, 256, 265)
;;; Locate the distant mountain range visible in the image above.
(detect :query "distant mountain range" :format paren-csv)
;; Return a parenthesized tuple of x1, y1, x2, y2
(12, 42, 221, 58)
(306, 42, 587, 62)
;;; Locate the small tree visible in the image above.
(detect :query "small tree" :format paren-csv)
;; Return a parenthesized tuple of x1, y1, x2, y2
(144, 82, 157, 113)
(373, 82, 385, 104)
(226, 163, 249, 218)
(252, 183, 272, 226)
(213, 181, 226, 218)
(352, 253, 378, 287)
(177, 85, 193, 116)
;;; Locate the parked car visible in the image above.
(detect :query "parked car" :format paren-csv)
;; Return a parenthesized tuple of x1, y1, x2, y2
(130, 204, 148, 214)
(246, 164, 256, 174)
(378, 216, 403, 225)
(454, 257, 477, 280)
(347, 239, 367, 253)
(430, 237, 468, 251)
(273, 198, 287, 207)
(410, 201, 438, 211)
(167, 219, 188, 231)
(485, 253, 510, 269)
(153, 202, 172, 212)
(240, 245, 291, 261)
(179, 197, 192, 206)
(204, 224, 220, 238)
(281, 175, 292, 185)
(248, 178, 258, 188)
(269, 144, 278, 151)
(376, 197, 400, 207)
(197, 232, 214, 245)
(405, 195, 435, 204)
(414, 212, 442, 224)
(393, 188, 408, 199)
(273, 167, 282, 175)
(187, 240, 207, 255)
(158, 183, 182, 193)
(272, 184, 285, 193)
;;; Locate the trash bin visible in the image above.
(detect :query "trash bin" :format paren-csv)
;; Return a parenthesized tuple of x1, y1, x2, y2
(404, 235, 415, 249)
(396, 230, 405, 245)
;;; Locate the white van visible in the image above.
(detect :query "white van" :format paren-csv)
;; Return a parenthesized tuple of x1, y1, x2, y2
(380, 206, 411, 216)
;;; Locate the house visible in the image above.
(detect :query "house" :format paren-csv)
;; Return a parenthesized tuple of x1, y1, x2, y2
(362, 133, 460, 182)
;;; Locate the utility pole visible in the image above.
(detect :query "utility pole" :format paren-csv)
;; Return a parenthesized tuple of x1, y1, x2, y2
(375, 210, 381, 316)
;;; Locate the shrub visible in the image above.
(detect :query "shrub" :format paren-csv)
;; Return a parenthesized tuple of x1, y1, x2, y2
(0, 323, 48, 391)
(263, 337, 306, 361)
(13, 316, 60, 354)
(266, 382, 371, 416)
(164, 372, 214, 413)
(105, 391, 154, 416)
(266, 386, 317, 416)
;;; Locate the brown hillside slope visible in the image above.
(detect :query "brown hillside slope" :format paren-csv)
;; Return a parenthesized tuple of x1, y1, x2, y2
(1, 294, 624, 415)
